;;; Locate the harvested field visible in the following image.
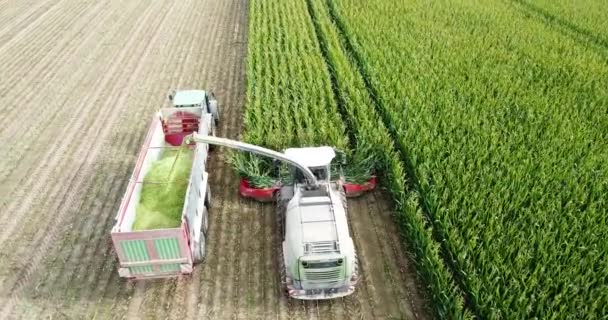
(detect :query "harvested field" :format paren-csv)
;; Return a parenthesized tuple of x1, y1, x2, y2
(0, 1, 430, 319)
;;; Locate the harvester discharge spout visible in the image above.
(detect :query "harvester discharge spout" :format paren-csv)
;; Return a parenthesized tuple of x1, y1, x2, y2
(186, 132, 319, 187)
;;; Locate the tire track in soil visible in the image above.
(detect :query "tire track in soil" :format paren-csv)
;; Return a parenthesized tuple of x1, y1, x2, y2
(230, 146, 256, 319)
(346, 196, 389, 319)
(376, 192, 432, 319)
(0, 0, 61, 48)
(58, 1, 195, 316)
(11, 0, 152, 305)
(357, 194, 401, 317)
(159, 281, 178, 319)
(230, 195, 250, 320)
(0, 1, 175, 316)
(126, 243, 168, 317)
(0, 0, 91, 97)
(99, 3, 197, 319)
(0, 0, 146, 243)
(0, 0, 113, 177)
(364, 192, 425, 319)
(0, 0, 150, 270)
(364, 193, 405, 317)
(125, 282, 146, 320)
(206, 48, 246, 320)
(221, 6, 251, 311)
(135, 1, 204, 317)
(31, 151, 130, 319)
(132, 0, 235, 317)
(143, 3, 203, 319)
(250, 201, 267, 320)
(167, 278, 189, 320)
(262, 203, 278, 320)
(0, 0, 97, 157)
(31, 1, 184, 316)
(340, 197, 375, 320)
(0, 1, 141, 288)
(161, 2, 217, 319)
(194, 122, 228, 318)
(194, 0, 248, 318)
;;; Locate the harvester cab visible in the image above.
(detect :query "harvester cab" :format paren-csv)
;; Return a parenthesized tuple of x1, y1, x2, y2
(285, 147, 334, 188)
(186, 134, 359, 300)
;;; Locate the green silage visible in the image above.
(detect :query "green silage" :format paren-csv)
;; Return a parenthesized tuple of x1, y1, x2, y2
(132, 145, 193, 231)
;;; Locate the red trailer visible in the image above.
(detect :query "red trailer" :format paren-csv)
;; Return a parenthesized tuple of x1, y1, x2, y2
(111, 91, 217, 279)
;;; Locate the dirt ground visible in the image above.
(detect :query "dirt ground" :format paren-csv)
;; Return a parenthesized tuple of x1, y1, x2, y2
(0, 1, 430, 319)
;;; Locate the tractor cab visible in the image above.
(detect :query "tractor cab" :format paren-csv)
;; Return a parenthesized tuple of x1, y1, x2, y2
(169, 90, 208, 107)
(168, 89, 220, 125)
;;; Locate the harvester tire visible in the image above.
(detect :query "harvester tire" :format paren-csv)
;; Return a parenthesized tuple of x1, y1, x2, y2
(276, 192, 289, 297)
(277, 196, 288, 241)
(353, 253, 360, 282)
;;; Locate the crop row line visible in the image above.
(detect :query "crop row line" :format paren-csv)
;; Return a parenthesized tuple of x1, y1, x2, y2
(303, 0, 356, 150)
(510, 0, 608, 55)
(306, 0, 471, 318)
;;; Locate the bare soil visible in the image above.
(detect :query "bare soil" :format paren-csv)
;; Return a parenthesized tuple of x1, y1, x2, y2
(0, 1, 430, 319)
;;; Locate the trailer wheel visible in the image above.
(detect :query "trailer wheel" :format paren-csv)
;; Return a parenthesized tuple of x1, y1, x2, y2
(204, 188, 211, 209)
(193, 235, 206, 264)
(202, 206, 209, 235)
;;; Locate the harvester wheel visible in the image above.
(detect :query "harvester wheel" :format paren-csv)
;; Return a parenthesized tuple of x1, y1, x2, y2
(353, 253, 360, 280)
(277, 194, 288, 241)
(276, 192, 289, 297)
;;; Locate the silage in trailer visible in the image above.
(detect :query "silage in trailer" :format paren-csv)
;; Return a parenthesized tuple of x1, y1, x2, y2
(133, 144, 193, 231)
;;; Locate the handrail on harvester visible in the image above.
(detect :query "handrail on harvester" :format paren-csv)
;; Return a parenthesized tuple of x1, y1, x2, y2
(186, 132, 319, 187)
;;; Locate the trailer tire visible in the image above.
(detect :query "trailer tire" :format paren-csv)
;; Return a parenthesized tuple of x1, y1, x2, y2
(193, 235, 206, 264)
(202, 206, 209, 236)
(204, 189, 211, 209)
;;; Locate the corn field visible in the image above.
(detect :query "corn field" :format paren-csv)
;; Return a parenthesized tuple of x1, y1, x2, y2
(329, 0, 608, 318)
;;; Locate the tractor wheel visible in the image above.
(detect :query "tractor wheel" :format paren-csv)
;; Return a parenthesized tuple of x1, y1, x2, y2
(208, 92, 220, 126)
(208, 122, 217, 152)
